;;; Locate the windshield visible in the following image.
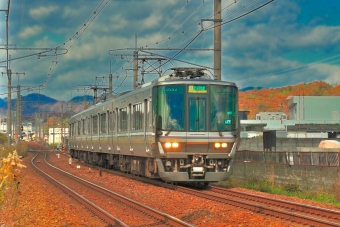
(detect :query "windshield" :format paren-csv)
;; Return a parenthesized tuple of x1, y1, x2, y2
(210, 85, 238, 131)
(189, 97, 206, 132)
(153, 84, 237, 132)
(153, 85, 185, 131)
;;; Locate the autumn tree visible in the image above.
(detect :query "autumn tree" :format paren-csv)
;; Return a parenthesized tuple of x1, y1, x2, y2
(0, 150, 26, 205)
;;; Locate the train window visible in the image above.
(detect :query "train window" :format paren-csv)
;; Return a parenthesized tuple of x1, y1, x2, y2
(92, 115, 98, 134)
(153, 85, 185, 131)
(109, 111, 115, 133)
(210, 85, 238, 131)
(132, 103, 143, 131)
(189, 98, 206, 132)
(119, 108, 128, 132)
(100, 113, 107, 134)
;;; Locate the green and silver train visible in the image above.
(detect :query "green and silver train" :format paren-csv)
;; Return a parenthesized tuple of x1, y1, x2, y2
(69, 68, 240, 184)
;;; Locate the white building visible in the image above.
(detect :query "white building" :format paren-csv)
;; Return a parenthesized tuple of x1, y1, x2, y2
(47, 127, 69, 144)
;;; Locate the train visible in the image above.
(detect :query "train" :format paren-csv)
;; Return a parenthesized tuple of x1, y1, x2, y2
(69, 67, 240, 185)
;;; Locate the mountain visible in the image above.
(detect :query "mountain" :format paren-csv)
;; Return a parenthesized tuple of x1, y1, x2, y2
(70, 95, 93, 103)
(239, 81, 340, 119)
(0, 93, 93, 118)
(239, 87, 264, 92)
(0, 81, 339, 121)
(22, 93, 58, 104)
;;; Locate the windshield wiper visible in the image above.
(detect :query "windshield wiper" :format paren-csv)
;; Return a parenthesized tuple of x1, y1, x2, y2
(165, 124, 174, 136)
(165, 117, 182, 136)
(214, 113, 223, 137)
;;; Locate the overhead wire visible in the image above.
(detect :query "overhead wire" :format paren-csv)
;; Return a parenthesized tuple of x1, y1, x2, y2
(236, 54, 340, 83)
(139, 0, 272, 80)
(39, 0, 111, 91)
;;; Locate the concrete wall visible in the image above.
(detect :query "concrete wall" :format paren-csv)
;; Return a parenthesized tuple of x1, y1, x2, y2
(231, 161, 340, 190)
(239, 138, 340, 151)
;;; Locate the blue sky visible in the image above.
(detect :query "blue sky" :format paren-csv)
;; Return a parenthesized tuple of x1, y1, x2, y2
(0, 0, 339, 101)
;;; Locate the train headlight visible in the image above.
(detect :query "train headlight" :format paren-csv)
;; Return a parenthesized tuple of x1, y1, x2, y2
(214, 143, 221, 148)
(172, 142, 179, 148)
(214, 142, 228, 149)
(164, 142, 179, 148)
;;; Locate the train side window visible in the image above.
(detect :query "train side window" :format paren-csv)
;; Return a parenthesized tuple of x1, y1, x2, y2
(132, 103, 143, 131)
(100, 113, 107, 134)
(119, 108, 127, 132)
(92, 115, 98, 134)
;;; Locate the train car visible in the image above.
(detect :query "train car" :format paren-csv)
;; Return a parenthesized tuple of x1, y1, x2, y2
(69, 68, 240, 184)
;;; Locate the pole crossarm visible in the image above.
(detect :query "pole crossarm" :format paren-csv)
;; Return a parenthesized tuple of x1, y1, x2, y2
(0, 47, 68, 63)
(108, 47, 214, 55)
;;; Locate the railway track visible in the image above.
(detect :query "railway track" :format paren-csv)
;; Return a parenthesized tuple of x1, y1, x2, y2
(176, 186, 340, 227)
(31, 151, 194, 227)
(26, 142, 340, 226)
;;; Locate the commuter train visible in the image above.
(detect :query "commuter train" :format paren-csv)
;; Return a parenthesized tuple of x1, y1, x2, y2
(69, 68, 240, 184)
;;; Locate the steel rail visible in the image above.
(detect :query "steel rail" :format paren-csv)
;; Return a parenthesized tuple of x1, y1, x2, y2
(31, 152, 129, 227)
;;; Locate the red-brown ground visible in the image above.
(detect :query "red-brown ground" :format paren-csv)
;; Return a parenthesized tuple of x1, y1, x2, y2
(1, 145, 322, 227)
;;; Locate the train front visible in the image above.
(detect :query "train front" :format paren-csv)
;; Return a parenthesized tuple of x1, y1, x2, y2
(152, 78, 240, 183)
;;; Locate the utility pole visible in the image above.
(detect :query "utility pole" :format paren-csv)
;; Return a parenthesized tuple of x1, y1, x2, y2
(61, 104, 63, 145)
(214, 0, 222, 81)
(15, 85, 21, 144)
(133, 33, 138, 90)
(1, 1, 12, 145)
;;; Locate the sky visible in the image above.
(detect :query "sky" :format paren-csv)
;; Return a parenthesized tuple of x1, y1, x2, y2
(0, 0, 339, 101)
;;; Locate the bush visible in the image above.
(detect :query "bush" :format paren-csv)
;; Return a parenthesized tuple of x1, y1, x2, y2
(0, 133, 7, 145)
(0, 143, 27, 159)
(283, 182, 301, 193)
(0, 150, 26, 206)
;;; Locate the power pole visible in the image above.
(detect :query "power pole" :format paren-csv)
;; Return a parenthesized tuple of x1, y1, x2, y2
(15, 85, 21, 144)
(214, 0, 222, 80)
(1, 1, 12, 145)
(61, 104, 64, 145)
(133, 33, 138, 90)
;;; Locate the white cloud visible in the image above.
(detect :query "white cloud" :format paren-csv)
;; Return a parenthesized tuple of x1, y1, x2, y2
(142, 14, 162, 29)
(29, 5, 59, 20)
(20, 25, 43, 39)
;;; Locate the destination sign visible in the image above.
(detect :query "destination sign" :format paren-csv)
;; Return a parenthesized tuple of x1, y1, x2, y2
(188, 85, 207, 93)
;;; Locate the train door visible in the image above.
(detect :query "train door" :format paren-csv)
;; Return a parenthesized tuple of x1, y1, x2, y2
(144, 98, 152, 153)
(108, 110, 115, 154)
(91, 114, 99, 152)
(187, 95, 209, 152)
(117, 107, 128, 153)
(86, 117, 90, 151)
(99, 112, 108, 153)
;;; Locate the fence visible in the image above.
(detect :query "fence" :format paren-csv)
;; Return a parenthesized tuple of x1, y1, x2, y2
(234, 150, 340, 167)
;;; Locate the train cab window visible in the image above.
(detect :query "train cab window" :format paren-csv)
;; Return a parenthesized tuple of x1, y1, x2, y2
(109, 111, 115, 133)
(132, 103, 143, 131)
(153, 85, 185, 131)
(100, 113, 107, 134)
(189, 98, 206, 132)
(92, 115, 98, 134)
(210, 85, 238, 131)
(119, 108, 128, 132)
